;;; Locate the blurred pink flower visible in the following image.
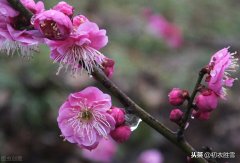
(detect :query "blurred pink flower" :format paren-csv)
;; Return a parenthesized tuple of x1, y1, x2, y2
(138, 149, 164, 163)
(195, 89, 218, 112)
(0, 0, 44, 56)
(53, 1, 74, 17)
(169, 108, 183, 123)
(33, 9, 72, 40)
(144, 9, 183, 48)
(46, 17, 109, 75)
(57, 87, 116, 150)
(82, 138, 117, 163)
(206, 48, 239, 99)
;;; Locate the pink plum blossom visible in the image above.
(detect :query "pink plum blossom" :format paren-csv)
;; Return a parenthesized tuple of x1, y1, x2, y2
(206, 48, 239, 99)
(33, 9, 72, 40)
(0, 0, 44, 56)
(57, 87, 115, 150)
(138, 149, 164, 163)
(195, 89, 218, 112)
(46, 16, 109, 75)
(144, 9, 183, 48)
(53, 1, 74, 17)
(81, 138, 117, 163)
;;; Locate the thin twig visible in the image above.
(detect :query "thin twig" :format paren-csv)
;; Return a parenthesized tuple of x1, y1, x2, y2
(178, 69, 206, 137)
(7, 0, 33, 20)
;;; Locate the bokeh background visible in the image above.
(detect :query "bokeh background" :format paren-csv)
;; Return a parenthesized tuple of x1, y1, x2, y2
(0, 0, 240, 163)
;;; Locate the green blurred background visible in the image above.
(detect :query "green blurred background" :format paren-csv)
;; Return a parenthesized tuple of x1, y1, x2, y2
(0, 0, 239, 162)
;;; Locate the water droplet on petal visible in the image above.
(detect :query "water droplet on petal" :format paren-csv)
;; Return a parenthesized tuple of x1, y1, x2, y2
(125, 114, 142, 131)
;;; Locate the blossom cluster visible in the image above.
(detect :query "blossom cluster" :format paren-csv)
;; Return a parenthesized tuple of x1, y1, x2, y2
(57, 87, 132, 150)
(0, 0, 114, 77)
(168, 48, 238, 122)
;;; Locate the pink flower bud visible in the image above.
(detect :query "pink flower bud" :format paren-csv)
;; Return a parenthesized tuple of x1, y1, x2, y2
(168, 88, 189, 106)
(110, 125, 131, 143)
(102, 57, 115, 78)
(192, 110, 211, 121)
(53, 1, 74, 17)
(109, 106, 125, 126)
(33, 10, 72, 40)
(73, 15, 89, 27)
(169, 108, 183, 123)
(196, 89, 218, 112)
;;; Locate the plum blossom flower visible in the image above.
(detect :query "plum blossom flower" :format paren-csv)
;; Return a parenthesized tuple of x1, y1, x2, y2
(0, 0, 44, 56)
(206, 47, 239, 99)
(81, 138, 117, 163)
(33, 9, 72, 40)
(144, 8, 183, 48)
(46, 15, 109, 75)
(138, 149, 164, 163)
(57, 87, 116, 150)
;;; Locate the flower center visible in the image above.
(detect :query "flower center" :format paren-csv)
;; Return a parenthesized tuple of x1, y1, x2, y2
(39, 20, 65, 40)
(81, 110, 93, 121)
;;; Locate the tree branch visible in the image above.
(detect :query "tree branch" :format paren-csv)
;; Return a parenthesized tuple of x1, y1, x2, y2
(178, 70, 206, 137)
(92, 67, 207, 163)
(7, 0, 33, 20)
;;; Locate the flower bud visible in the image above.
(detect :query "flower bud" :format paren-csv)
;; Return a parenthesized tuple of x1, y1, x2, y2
(196, 89, 218, 112)
(169, 108, 183, 123)
(102, 57, 115, 78)
(192, 110, 211, 121)
(110, 125, 131, 143)
(109, 106, 125, 126)
(168, 88, 189, 106)
(53, 1, 74, 17)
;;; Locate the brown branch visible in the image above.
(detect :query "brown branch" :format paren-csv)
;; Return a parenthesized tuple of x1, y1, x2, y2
(178, 69, 206, 137)
(92, 67, 207, 163)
